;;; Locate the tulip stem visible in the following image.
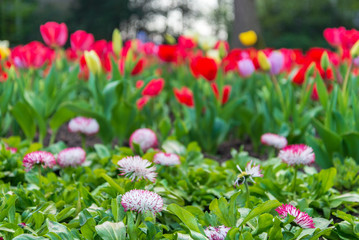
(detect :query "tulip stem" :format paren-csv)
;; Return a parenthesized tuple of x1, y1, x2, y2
(342, 63, 353, 109)
(271, 75, 287, 119)
(342, 62, 352, 94)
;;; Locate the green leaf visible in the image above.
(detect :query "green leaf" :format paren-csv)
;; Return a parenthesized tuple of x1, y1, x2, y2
(167, 204, 205, 238)
(240, 200, 280, 226)
(209, 197, 231, 226)
(11, 102, 36, 140)
(314, 168, 337, 197)
(13, 235, 47, 240)
(94, 144, 111, 159)
(46, 220, 74, 239)
(95, 221, 126, 240)
(253, 213, 274, 235)
(330, 193, 359, 208)
(101, 173, 125, 194)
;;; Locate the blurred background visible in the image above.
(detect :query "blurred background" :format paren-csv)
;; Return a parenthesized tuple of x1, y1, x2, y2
(1, 0, 359, 49)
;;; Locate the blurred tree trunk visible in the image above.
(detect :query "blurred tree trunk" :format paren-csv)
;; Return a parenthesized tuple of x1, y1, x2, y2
(230, 0, 263, 48)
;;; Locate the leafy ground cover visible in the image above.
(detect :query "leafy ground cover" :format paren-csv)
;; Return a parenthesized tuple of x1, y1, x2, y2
(0, 23, 359, 239)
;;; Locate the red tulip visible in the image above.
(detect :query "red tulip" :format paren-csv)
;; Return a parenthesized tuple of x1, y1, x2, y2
(174, 87, 194, 107)
(178, 36, 196, 49)
(131, 59, 145, 76)
(136, 80, 144, 89)
(190, 57, 218, 81)
(323, 27, 344, 47)
(158, 45, 178, 62)
(11, 41, 53, 69)
(70, 30, 95, 51)
(210, 83, 231, 104)
(40, 21, 68, 48)
(142, 78, 165, 96)
(292, 65, 308, 85)
(137, 96, 151, 110)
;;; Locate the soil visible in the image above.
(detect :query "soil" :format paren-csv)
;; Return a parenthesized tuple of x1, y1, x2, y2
(40, 125, 267, 163)
(43, 124, 103, 148)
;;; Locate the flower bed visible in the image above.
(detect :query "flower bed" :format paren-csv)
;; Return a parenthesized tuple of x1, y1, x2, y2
(0, 22, 359, 239)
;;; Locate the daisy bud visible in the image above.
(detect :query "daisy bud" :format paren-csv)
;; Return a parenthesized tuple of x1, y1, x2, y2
(153, 152, 180, 166)
(261, 133, 287, 149)
(276, 204, 315, 229)
(121, 189, 163, 215)
(23, 151, 56, 171)
(57, 147, 86, 168)
(118, 156, 157, 182)
(68, 117, 100, 136)
(204, 225, 231, 240)
(278, 144, 315, 166)
(129, 128, 158, 152)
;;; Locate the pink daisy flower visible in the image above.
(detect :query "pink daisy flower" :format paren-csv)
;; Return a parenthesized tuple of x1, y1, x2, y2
(276, 204, 315, 229)
(117, 156, 157, 182)
(129, 128, 158, 152)
(204, 225, 231, 240)
(153, 152, 180, 166)
(261, 133, 287, 149)
(57, 147, 86, 167)
(121, 189, 163, 215)
(68, 117, 99, 135)
(278, 144, 315, 166)
(235, 160, 263, 185)
(23, 151, 56, 171)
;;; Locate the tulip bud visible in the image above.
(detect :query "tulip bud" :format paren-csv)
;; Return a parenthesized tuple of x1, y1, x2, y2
(0, 40, 11, 60)
(268, 51, 284, 75)
(258, 51, 271, 71)
(304, 62, 316, 80)
(320, 52, 330, 71)
(350, 40, 359, 58)
(218, 42, 227, 58)
(112, 28, 122, 55)
(239, 30, 257, 46)
(165, 34, 176, 45)
(84, 50, 102, 75)
(207, 50, 221, 63)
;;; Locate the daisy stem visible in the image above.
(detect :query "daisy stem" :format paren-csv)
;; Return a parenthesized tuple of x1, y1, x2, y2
(292, 167, 298, 201)
(244, 180, 250, 207)
(81, 134, 86, 149)
(38, 165, 42, 190)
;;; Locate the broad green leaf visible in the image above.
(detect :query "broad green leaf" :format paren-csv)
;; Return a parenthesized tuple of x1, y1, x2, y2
(240, 200, 280, 226)
(95, 221, 126, 240)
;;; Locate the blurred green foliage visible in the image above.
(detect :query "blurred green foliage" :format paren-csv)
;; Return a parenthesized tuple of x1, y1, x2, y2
(1, 0, 359, 49)
(257, 0, 359, 49)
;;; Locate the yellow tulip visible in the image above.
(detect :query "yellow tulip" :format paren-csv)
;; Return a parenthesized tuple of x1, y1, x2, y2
(112, 28, 122, 55)
(0, 40, 11, 60)
(350, 40, 359, 58)
(207, 50, 221, 63)
(258, 51, 271, 71)
(239, 30, 257, 46)
(84, 50, 102, 75)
